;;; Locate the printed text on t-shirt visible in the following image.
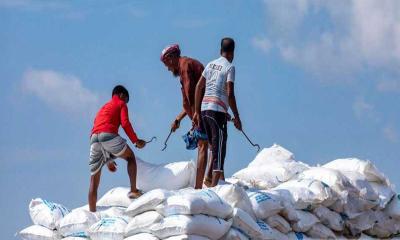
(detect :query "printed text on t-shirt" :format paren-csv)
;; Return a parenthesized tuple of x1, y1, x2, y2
(210, 64, 223, 71)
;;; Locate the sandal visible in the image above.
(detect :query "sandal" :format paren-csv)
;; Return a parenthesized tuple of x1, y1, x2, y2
(127, 190, 143, 199)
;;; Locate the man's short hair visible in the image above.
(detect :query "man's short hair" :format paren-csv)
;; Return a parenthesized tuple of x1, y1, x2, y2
(112, 85, 129, 102)
(221, 37, 235, 53)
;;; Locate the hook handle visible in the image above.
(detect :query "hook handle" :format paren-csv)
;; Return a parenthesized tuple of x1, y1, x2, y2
(145, 136, 157, 144)
(161, 130, 173, 151)
(241, 130, 261, 152)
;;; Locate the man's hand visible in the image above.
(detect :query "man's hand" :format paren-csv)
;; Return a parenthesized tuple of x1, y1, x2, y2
(107, 161, 117, 172)
(226, 113, 232, 122)
(171, 119, 180, 132)
(233, 117, 242, 131)
(192, 112, 201, 128)
(135, 139, 146, 149)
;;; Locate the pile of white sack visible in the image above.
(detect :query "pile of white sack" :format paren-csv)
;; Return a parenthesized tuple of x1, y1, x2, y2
(19, 144, 400, 239)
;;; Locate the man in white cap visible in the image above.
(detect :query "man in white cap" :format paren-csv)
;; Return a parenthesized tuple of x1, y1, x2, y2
(160, 44, 209, 189)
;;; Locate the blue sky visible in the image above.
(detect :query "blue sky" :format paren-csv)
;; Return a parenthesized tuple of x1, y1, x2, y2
(1, 0, 400, 238)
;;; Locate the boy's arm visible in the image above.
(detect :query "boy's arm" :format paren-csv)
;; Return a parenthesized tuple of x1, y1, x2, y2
(120, 103, 139, 144)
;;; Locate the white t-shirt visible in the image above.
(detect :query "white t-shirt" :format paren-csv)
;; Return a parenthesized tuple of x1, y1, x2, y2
(201, 56, 235, 113)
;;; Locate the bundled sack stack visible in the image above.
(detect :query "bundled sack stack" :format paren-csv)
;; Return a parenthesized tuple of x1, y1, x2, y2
(228, 144, 400, 239)
(19, 144, 400, 239)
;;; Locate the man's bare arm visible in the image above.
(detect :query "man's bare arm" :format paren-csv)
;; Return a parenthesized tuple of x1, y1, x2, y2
(195, 76, 206, 115)
(227, 81, 242, 130)
(193, 76, 206, 127)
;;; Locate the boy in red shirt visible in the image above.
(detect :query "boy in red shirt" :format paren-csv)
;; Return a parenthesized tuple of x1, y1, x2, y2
(89, 85, 146, 212)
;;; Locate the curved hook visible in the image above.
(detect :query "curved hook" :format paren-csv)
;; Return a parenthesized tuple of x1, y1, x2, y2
(145, 136, 157, 144)
(161, 130, 173, 151)
(241, 130, 261, 152)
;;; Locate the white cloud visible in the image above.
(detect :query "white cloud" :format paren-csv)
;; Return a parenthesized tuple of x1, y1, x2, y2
(377, 79, 400, 93)
(22, 69, 100, 116)
(128, 7, 147, 18)
(261, 0, 400, 83)
(353, 97, 376, 120)
(173, 19, 211, 29)
(383, 125, 398, 143)
(0, 0, 87, 20)
(252, 36, 272, 54)
(0, 0, 67, 11)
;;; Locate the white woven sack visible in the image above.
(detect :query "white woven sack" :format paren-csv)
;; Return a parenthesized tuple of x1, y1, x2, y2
(97, 187, 133, 208)
(88, 217, 128, 240)
(231, 208, 288, 240)
(157, 189, 232, 219)
(312, 205, 344, 231)
(299, 167, 355, 193)
(345, 209, 377, 236)
(342, 170, 379, 202)
(212, 183, 256, 219)
(99, 206, 127, 219)
(273, 178, 336, 209)
(221, 227, 249, 240)
(306, 223, 336, 239)
(247, 190, 282, 219)
(323, 158, 387, 183)
(291, 210, 319, 232)
(370, 182, 395, 209)
(163, 235, 210, 240)
(385, 194, 400, 219)
(58, 209, 99, 237)
(136, 158, 195, 191)
(149, 214, 231, 240)
(286, 232, 313, 240)
(124, 233, 159, 240)
(265, 215, 291, 234)
(125, 211, 163, 237)
(29, 198, 70, 230)
(19, 225, 60, 240)
(248, 144, 295, 167)
(125, 188, 172, 217)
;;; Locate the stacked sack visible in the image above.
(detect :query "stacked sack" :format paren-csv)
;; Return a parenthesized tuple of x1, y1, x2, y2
(18, 158, 196, 240)
(230, 144, 400, 239)
(124, 188, 233, 239)
(19, 144, 400, 239)
(19, 198, 71, 239)
(231, 144, 310, 189)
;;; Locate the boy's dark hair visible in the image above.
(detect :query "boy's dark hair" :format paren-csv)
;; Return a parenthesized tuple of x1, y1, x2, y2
(112, 85, 129, 102)
(221, 37, 235, 53)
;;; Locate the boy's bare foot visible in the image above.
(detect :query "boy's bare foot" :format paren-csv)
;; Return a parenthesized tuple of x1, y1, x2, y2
(127, 190, 143, 199)
(107, 161, 117, 172)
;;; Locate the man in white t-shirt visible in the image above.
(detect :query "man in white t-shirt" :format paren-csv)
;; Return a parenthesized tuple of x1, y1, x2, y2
(193, 37, 242, 187)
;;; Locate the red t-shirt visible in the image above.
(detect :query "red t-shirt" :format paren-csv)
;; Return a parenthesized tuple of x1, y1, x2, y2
(91, 95, 138, 143)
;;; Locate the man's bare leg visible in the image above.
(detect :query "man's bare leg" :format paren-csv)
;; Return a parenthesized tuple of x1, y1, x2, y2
(119, 145, 140, 197)
(203, 150, 213, 187)
(88, 170, 101, 212)
(195, 140, 208, 189)
(211, 170, 222, 187)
